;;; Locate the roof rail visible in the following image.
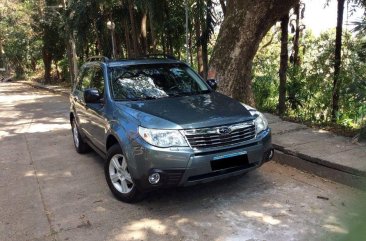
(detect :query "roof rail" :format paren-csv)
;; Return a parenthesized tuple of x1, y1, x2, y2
(87, 56, 110, 62)
(141, 54, 177, 60)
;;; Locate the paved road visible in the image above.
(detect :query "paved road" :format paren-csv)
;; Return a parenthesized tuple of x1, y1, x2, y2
(1, 82, 365, 241)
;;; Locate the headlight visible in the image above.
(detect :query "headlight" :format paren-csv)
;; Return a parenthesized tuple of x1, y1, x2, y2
(138, 127, 188, 147)
(253, 112, 268, 134)
(241, 103, 268, 134)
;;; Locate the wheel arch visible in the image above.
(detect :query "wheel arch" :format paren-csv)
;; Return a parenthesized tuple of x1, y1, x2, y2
(106, 134, 120, 151)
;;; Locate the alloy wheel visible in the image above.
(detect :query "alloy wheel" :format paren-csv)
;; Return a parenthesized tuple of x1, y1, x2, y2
(108, 154, 134, 194)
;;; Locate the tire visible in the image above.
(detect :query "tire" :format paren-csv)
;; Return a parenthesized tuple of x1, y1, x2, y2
(104, 144, 143, 203)
(71, 119, 90, 154)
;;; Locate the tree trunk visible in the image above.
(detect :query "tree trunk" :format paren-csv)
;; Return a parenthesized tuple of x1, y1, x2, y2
(141, 11, 148, 55)
(164, 5, 174, 55)
(42, 46, 52, 83)
(279, 14, 289, 116)
(54, 60, 60, 81)
(293, 2, 301, 66)
(209, 0, 298, 106)
(195, 13, 203, 76)
(115, 33, 124, 58)
(123, 18, 132, 58)
(149, 11, 157, 53)
(332, 0, 345, 122)
(189, 30, 194, 66)
(201, 0, 212, 80)
(128, 0, 140, 57)
(70, 34, 78, 84)
(0, 39, 3, 69)
(162, 33, 166, 54)
(66, 40, 75, 83)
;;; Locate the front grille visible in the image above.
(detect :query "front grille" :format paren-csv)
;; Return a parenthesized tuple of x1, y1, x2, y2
(183, 122, 256, 149)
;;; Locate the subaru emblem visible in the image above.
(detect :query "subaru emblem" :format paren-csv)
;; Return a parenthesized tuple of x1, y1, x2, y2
(218, 127, 231, 135)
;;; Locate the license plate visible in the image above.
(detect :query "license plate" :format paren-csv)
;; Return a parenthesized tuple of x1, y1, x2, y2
(213, 151, 248, 161)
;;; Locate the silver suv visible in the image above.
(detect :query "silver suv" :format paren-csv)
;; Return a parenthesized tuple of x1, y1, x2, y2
(70, 56, 273, 202)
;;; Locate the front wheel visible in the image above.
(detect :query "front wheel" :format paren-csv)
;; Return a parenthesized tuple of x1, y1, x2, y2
(104, 144, 143, 203)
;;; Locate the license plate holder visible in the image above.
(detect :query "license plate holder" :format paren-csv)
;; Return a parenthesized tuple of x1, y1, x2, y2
(211, 151, 249, 171)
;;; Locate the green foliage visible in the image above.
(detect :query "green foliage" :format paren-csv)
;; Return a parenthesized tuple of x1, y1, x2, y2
(0, 1, 34, 77)
(1, 0, 220, 83)
(253, 28, 366, 129)
(253, 29, 281, 112)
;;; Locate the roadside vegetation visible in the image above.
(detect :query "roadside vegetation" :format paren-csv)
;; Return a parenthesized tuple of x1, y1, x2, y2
(254, 29, 366, 135)
(0, 0, 365, 138)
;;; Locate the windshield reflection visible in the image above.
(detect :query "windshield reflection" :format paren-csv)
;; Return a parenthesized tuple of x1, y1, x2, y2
(109, 64, 209, 101)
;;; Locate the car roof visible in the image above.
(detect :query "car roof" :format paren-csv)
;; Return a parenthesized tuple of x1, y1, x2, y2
(106, 58, 185, 68)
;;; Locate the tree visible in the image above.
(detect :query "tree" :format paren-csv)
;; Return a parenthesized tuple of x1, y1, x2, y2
(192, 0, 216, 79)
(279, 14, 289, 116)
(209, 0, 298, 106)
(332, 0, 346, 122)
(290, 2, 305, 66)
(201, 0, 215, 80)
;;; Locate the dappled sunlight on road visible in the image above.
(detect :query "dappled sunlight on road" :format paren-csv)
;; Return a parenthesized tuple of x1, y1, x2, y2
(323, 224, 348, 234)
(0, 83, 70, 141)
(322, 215, 349, 234)
(24, 170, 73, 178)
(24, 122, 70, 134)
(116, 218, 169, 240)
(241, 210, 281, 225)
(0, 93, 55, 103)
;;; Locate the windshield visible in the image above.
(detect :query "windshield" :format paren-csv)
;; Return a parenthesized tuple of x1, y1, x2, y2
(109, 64, 209, 101)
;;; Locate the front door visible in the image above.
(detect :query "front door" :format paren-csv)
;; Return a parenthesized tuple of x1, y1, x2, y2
(73, 65, 94, 137)
(84, 65, 108, 151)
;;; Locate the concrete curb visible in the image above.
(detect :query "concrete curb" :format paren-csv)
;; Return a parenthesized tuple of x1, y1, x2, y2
(273, 144, 366, 177)
(17, 81, 366, 189)
(18, 80, 70, 97)
(273, 150, 366, 190)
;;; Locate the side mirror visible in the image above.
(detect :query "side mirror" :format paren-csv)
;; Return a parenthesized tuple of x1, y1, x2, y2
(84, 88, 101, 103)
(206, 79, 218, 91)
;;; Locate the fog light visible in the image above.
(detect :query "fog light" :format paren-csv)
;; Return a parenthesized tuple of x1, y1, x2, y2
(148, 173, 160, 184)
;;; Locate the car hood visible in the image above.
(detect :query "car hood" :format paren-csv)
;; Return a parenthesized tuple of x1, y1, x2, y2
(114, 92, 254, 129)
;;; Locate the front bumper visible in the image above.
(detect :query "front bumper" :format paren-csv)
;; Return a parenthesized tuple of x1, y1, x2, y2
(128, 129, 273, 191)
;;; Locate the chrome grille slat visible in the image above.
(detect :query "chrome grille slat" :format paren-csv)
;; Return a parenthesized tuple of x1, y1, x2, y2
(183, 122, 256, 149)
(190, 137, 255, 148)
(187, 131, 256, 143)
(186, 129, 255, 141)
(191, 137, 249, 145)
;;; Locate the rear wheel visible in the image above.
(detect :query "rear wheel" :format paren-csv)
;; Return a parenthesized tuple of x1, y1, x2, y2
(71, 119, 90, 154)
(104, 144, 143, 203)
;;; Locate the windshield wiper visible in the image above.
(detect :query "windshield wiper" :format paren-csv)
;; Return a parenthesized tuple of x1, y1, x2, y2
(169, 91, 210, 97)
(126, 96, 166, 101)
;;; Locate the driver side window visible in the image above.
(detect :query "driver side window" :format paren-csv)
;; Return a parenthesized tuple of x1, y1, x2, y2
(77, 67, 94, 91)
(91, 67, 105, 95)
